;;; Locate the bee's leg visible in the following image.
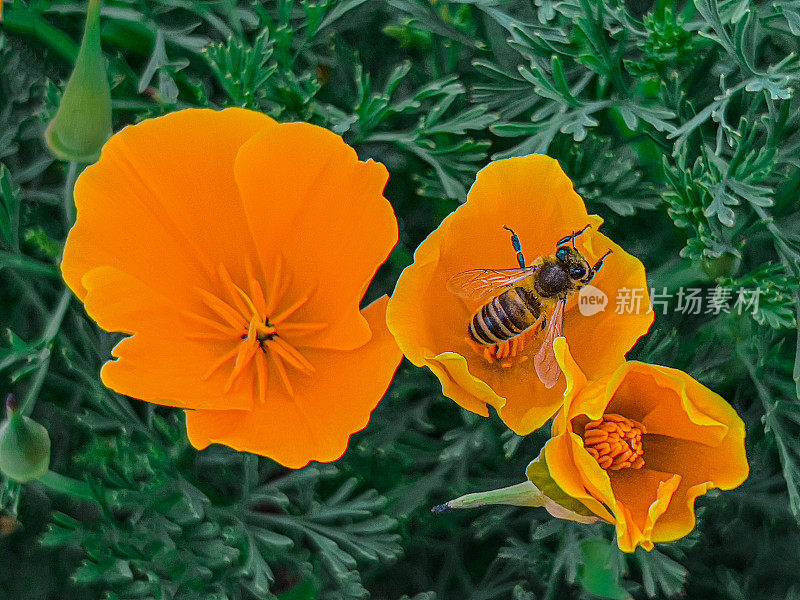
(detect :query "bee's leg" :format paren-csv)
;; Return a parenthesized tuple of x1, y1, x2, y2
(583, 250, 613, 283)
(503, 226, 526, 268)
(592, 249, 613, 273)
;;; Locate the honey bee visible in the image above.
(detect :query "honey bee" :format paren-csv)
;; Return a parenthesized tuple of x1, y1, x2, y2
(447, 225, 611, 388)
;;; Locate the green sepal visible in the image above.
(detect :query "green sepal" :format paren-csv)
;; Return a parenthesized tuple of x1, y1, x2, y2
(44, 0, 112, 163)
(0, 411, 52, 483)
(526, 447, 600, 520)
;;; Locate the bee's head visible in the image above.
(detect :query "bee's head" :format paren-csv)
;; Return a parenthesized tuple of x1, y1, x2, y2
(555, 245, 592, 283)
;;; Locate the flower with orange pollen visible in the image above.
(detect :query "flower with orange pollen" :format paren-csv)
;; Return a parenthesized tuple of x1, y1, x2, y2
(386, 155, 653, 435)
(61, 108, 402, 468)
(530, 338, 749, 552)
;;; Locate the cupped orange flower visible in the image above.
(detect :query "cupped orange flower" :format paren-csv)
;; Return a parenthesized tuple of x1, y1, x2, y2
(61, 108, 402, 468)
(386, 155, 653, 435)
(531, 338, 748, 552)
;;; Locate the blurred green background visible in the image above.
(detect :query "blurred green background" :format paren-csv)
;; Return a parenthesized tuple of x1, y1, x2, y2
(1, 0, 800, 598)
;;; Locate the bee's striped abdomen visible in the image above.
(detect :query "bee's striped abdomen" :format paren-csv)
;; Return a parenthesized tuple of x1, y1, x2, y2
(469, 287, 542, 345)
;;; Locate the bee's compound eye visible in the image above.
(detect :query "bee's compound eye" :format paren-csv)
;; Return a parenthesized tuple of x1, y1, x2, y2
(570, 265, 586, 279)
(556, 247, 570, 262)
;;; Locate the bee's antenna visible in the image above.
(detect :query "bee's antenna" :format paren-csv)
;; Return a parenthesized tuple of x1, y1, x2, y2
(559, 224, 592, 248)
(573, 224, 591, 243)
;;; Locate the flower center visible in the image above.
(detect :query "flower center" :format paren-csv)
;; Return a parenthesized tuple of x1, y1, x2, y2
(582, 413, 646, 471)
(189, 261, 324, 400)
(250, 318, 278, 344)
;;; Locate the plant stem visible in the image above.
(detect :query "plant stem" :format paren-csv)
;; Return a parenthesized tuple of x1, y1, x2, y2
(20, 289, 72, 415)
(63, 161, 78, 225)
(42, 289, 72, 342)
(38, 470, 98, 502)
(20, 350, 51, 416)
(0, 253, 60, 278)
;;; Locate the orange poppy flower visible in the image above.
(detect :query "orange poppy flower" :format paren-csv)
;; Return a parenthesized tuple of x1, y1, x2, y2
(61, 108, 402, 468)
(529, 337, 748, 552)
(386, 155, 653, 435)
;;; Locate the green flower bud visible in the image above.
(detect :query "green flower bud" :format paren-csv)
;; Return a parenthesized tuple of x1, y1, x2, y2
(44, 0, 112, 163)
(0, 395, 51, 483)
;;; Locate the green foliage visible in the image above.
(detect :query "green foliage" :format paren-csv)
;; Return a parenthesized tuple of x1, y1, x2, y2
(576, 538, 629, 599)
(40, 413, 399, 599)
(1, 0, 800, 599)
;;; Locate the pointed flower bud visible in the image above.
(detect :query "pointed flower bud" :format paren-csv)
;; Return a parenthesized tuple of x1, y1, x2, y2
(0, 394, 51, 482)
(45, 0, 112, 163)
(431, 479, 600, 524)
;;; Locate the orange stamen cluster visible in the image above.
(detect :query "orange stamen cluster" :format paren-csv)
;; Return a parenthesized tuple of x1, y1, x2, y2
(583, 413, 646, 471)
(186, 258, 324, 399)
(466, 324, 543, 369)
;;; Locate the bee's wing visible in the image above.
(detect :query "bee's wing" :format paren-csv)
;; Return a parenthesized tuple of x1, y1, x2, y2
(534, 298, 566, 389)
(447, 267, 536, 302)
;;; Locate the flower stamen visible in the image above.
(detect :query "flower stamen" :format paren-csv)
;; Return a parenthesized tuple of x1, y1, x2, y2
(197, 288, 249, 329)
(271, 351, 294, 397)
(201, 344, 241, 381)
(218, 263, 254, 318)
(279, 322, 328, 333)
(583, 413, 646, 471)
(191, 259, 318, 402)
(224, 338, 259, 392)
(234, 283, 261, 319)
(466, 324, 539, 369)
(265, 256, 286, 316)
(271, 337, 315, 374)
(182, 311, 241, 336)
(248, 277, 269, 316)
(192, 262, 316, 399)
(271, 294, 310, 325)
(255, 353, 268, 404)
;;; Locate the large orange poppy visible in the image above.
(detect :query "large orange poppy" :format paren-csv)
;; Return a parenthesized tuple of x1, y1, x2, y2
(386, 155, 653, 435)
(530, 338, 749, 552)
(61, 108, 402, 468)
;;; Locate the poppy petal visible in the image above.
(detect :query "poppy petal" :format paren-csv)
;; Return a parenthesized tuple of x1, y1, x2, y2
(184, 296, 401, 468)
(641, 431, 748, 543)
(62, 108, 277, 313)
(428, 352, 504, 417)
(607, 363, 732, 446)
(544, 432, 616, 523)
(233, 124, 397, 352)
(91, 265, 254, 410)
(610, 468, 681, 552)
